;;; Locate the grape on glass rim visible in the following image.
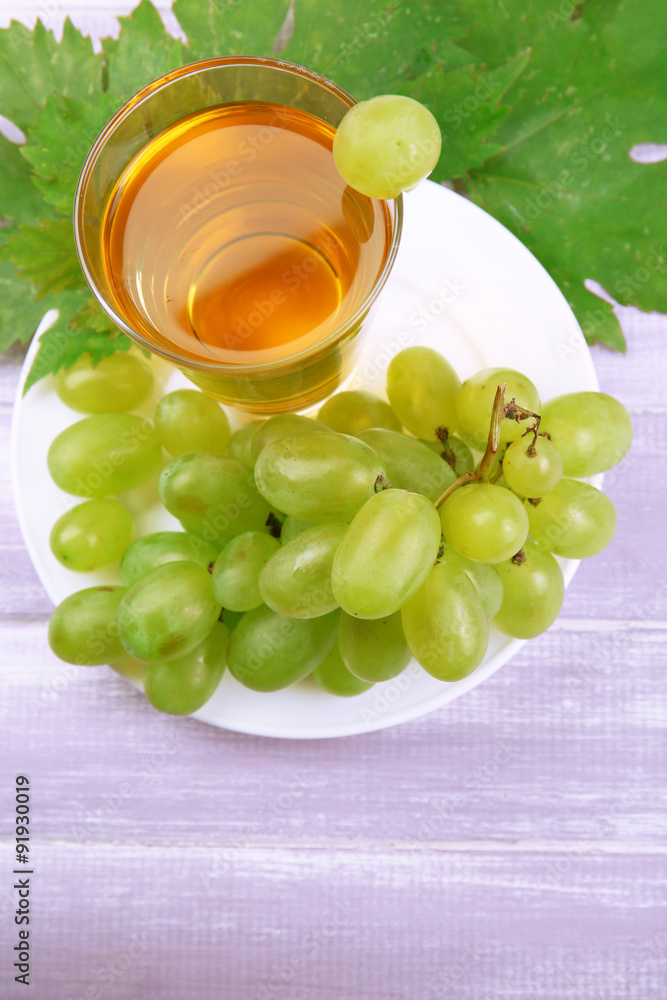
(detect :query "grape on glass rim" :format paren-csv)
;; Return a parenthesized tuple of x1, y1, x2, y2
(333, 94, 442, 199)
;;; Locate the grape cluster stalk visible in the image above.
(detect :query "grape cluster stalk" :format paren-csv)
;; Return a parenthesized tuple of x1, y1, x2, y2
(45, 345, 631, 715)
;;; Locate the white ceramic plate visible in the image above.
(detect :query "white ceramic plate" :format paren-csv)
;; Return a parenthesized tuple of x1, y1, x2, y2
(12, 180, 599, 739)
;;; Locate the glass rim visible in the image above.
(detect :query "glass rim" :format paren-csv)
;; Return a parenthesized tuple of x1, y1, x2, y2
(73, 55, 404, 376)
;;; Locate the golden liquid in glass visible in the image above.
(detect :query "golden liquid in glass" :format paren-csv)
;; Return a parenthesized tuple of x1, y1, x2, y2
(103, 102, 391, 373)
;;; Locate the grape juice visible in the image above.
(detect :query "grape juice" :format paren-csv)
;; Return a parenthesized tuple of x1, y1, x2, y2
(103, 101, 392, 369)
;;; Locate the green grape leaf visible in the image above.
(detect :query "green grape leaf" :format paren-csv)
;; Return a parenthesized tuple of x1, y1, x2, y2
(399, 49, 531, 181)
(68, 299, 122, 334)
(103, 1, 185, 100)
(21, 93, 123, 216)
(0, 18, 102, 133)
(0, 135, 58, 239)
(173, 0, 286, 59)
(0, 261, 60, 352)
(456, 0, 667, 349)
(0, 219, 85, 299)
(281, 0, 474, 95)
(23, 293, 135, 394)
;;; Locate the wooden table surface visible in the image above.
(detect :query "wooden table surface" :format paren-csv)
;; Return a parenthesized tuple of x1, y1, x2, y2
(1, 4, 666, 998)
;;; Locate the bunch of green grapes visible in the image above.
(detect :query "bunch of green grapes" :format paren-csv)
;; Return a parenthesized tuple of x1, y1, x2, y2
(44, 340, 631, 716)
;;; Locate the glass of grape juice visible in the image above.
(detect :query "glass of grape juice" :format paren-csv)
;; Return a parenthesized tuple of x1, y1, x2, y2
(74, 57, 403, 413)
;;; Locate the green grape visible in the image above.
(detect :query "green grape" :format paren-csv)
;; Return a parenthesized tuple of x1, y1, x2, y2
(333, 94, 441, 199)
(280, 516, 316, 545)
(439, 435, 475, 477)
(332, 488, 441, 618)
(540, 391, 633, 476)
(111, 655, 146, 685)
(48, 413, 162, 498)
(254, 432, 384, 523)
(159, 453, 271, 542)
(251, 414, 332, 461)
(456, 368, 541, 449)
(227, 606, 338, 692)
(211, 532, 281, 612)
(312, 643, 374, 697)
(440, 482, 528, 564)
(338, 610, 411, 682)
(154, 389, 230, 456)
(48, 585, 126, 665)
(437, 542, 504, 620)
(117, 561, 221, 663)
(386, 347, 460, 439)
(50, 498, 134, 572)
(120, 531, 219, 587)
(54, 351, 153, 414)
(318, 391, 401, 437)
(221, 608, 244, 632)
(359, 428, 456, 502)
(420, 435, 475, 477)
(229, 421, 264, 468)
(502, 435, 563, 497)
(144, 622, 228, 715)
(401, 563, 488, 681)
(524, 479, 616, 558)
(493, 543, 564, 638)
(259, 523, 347, 618)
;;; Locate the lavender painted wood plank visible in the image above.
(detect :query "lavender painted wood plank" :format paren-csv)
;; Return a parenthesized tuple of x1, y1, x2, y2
(1, 842, 666, 1000)
(2, 620, 665, 844)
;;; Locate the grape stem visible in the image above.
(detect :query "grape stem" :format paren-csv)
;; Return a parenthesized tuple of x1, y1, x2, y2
(506, 398, 541, 456)
(434, 469, 476, 507)
(476, 383, 508, 481)
(434, 385, 543, 508)
(435, 426, 458, 471)
(434, 384, 507, 508)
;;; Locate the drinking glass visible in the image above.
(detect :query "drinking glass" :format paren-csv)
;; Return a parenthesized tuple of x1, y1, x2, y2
(74, 56, 403, 413)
